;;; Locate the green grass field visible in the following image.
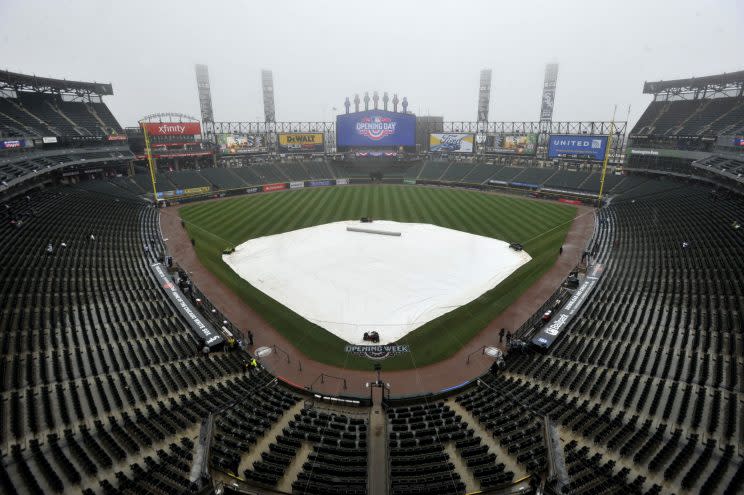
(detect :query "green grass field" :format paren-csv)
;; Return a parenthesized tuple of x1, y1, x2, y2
(180, 185, 576, 371)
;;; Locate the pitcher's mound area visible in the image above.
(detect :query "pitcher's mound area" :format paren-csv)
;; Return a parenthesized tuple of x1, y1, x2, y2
(223, 220, 531, 344)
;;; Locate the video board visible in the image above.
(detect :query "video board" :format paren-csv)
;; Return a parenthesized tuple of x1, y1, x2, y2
(217, 133, 265, 154)
(548, 134, 608, 160)
(486, 133, 537, 155)
(336, 110, 416, 148)
(277, 133, 324, 152)
(429, 133, 474, 153)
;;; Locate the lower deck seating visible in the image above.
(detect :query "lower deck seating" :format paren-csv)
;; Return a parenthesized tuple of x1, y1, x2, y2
(0, 189, 267, 494)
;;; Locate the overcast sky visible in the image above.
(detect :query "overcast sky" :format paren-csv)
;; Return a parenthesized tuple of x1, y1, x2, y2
(1, 0, 742, 129)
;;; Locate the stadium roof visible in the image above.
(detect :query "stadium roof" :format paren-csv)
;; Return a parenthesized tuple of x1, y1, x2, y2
(643, 70, 744, 95)
(0, 69, 113, 96)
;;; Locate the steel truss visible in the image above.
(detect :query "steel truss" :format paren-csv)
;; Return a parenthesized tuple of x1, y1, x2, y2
(0, 69, 113, 97)
(643, 70, 744, 101)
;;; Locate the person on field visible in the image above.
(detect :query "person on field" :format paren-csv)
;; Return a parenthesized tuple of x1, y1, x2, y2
(248, 330, 254, 346)
(499, 328, 505, 343)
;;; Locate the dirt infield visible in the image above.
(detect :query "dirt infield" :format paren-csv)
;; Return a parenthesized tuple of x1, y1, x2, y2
(159, 190, 594, 398)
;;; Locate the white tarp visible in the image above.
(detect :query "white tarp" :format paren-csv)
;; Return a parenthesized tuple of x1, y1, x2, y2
(223, 220, 531, 344)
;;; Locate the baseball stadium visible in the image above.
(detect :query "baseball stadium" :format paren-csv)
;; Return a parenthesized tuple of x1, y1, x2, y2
(1, 6, 744, 495)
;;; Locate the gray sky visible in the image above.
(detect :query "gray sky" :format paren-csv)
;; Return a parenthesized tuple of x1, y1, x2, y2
(1, 0, 742, 128)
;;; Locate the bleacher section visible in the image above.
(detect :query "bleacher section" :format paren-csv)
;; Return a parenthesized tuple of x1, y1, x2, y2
(461, 163, 501, 184)
(0, 97, 50, 137)
(1, 167, 742, 495)
(513, 167, 556, 185)
(631, 96, 744, 138)
(276, 162, 310, 181)
(579, 172, 626, 194)
(403, 161, 426, 179)
(96, 161, 651, 200)
(440, 163, 476, 182)
(506, 186, 744, 494)
(0, 189, 260, 494)
(490, 166, 526, 182)
(387, 401, 467, 494)
(544, 170, 592, 191)
(0, 71, 122, 139)
(165, 170, 211, 189)
(198, 168, 248, 190)
(693, 155, 744, 184)
(418, 161, 450, 180)
(647, 99, 701, 136)
(0, 146, 133, 187)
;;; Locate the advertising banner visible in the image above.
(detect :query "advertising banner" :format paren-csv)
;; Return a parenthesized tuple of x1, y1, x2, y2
(263, 183, 287, 192)
(0, 139, 25, 149)
(245, 187, 259, 194)
(486, 133, 537, 155)
(336, 178, 350, 185)
(336, 110, 416, 148)
(510, 181, 540, 189)
(308, 180, 332, 187)
(548, 135, 608, 160)
(150, 263, 224, 347)
(558, 198, 582, 205)
(141, 122, 201, 136)
(278, 133, 324, 152)
(532, 263, 604, 349)
(156, 187, 211, 199)
(429, 133, 474, 153)
(735, 136, 744, 147)
(217, 133, 264, 154)
(403, 179, 417, 185)
(289, 181, 305, 189)
(106, 134, 128, 142)
(184, 186, 211, 195)
(42, 136, 58, 144)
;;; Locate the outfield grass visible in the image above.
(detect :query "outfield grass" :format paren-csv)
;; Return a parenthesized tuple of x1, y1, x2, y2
(180, 185, 576, 371)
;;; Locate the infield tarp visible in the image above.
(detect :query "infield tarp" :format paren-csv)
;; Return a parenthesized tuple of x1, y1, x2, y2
(223, 221, 531, 344)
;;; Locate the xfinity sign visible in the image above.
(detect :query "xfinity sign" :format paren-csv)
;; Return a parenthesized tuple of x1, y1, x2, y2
(159, 124, 185, 134)
(141, 122, 202, 136)
(548, 134, 608, 161)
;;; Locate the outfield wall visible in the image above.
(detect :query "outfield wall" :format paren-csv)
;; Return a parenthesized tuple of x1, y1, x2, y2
(159, 175, 597, 208)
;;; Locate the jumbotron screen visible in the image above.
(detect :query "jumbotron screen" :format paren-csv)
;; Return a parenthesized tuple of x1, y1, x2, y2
(336, 110, 416, 148)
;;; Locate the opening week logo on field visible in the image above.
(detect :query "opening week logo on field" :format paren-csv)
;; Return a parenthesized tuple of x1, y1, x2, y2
(356, 116, 397, 141)
(345, 344, 410, 360)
